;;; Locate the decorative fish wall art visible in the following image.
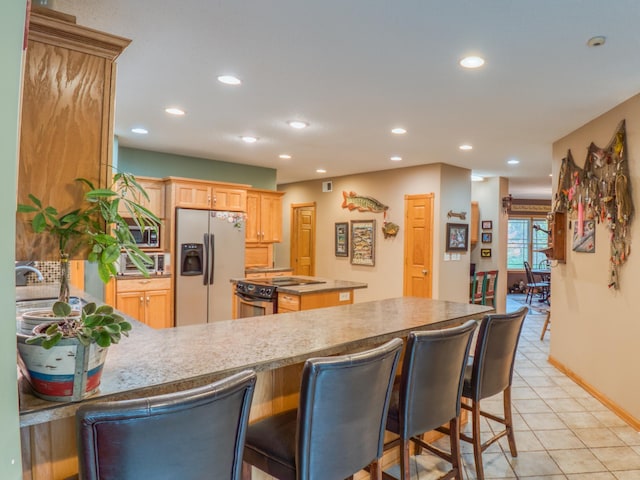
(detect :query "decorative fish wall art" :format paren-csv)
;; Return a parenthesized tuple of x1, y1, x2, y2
(341, 191, 389, 213)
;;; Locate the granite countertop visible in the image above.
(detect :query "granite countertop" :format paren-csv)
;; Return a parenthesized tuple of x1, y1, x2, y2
(230, 275, 368, 295)
(245, 266, 292, 274)
(17, 287, 491, 427)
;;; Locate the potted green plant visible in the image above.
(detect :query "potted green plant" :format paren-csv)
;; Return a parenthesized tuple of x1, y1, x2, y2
(17, 300, 132, 401)
(17, 171, 161, 302)
(16, 170, 159, 401)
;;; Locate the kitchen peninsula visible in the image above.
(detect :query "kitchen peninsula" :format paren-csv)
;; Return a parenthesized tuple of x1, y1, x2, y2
(18, 285, 492, 479)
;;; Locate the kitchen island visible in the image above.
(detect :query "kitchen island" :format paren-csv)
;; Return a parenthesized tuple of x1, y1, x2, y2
(17, 286, 492, 479)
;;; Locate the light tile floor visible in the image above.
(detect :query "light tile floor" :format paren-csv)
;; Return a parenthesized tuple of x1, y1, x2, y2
(385, 295, 640, 480)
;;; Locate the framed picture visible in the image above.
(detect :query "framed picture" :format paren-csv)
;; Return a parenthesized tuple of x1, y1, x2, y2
(335, 222, 349, 257)
(446, 223, 468, 251)
(481, 232, 492, 243)
(481, 248, 492, 258)
(481, 220, 493, 230)
(351, 220, 376, 266)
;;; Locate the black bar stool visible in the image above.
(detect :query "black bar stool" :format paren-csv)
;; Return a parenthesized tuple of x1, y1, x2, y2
(76, 370, 256, 480)
(242, 338, 403, 480)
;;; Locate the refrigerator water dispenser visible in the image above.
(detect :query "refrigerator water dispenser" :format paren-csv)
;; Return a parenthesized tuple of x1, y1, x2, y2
(181, 243, 203, 276)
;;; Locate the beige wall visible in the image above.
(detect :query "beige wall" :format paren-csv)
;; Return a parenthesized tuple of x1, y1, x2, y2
(551, 93, 640, 421)
(276, 163, 476, 304)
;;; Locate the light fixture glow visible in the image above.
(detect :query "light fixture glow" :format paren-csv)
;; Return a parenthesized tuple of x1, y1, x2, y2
(240, 136, 258, 144)
(165, 107, 185, 116)
(459, 144, 473, 151)
(390, 156, 402, 162)
(471, 175, 484, 182)
(217, 75, 242, 85)
(287, 120, 309, 129)
(391, 127, 407, 135)
(131, 127, 148, 134)
(316, 168, 327, 174)
(460, 56, 485, 69)
(279, 154, 292, 159)
(507, 159, 520, 165)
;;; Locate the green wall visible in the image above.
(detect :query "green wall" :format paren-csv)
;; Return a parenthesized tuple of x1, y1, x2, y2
(1, 1, 26, 478)
(118, 146, 277, 190)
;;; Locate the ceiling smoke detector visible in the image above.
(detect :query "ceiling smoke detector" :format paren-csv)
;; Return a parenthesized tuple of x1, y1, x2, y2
(587, 36, 606, 47)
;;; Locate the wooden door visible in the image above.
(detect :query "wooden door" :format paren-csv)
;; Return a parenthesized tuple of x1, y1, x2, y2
(404, 194, 434, 298)
(290, 203, 316, 276)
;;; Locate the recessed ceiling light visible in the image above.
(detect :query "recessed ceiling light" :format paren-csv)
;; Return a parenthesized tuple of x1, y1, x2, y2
(459, 144, 473, 151)
(316, 168, 327, 174)
(165, 107, 185, 116)
(587, 36, 606, 47)
(287, 120, 309, 129)
(217, 75, 242, 85)
(459, 56, 485, 69)
(279, 154, 292, 159)
(390, 156, 402, 162)
(507, 159, 520, 165)
(391, 127, 407, 135)
(131, 127, 148, 134)
(240, 136, 258, 144)
(471, 175, 484, 182)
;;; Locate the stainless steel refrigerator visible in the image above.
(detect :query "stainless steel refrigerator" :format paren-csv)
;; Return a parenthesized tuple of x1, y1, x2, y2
(175, 208, 246, 326)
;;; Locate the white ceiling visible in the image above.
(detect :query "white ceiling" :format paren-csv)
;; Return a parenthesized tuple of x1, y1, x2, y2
(55, 0, 640, 198)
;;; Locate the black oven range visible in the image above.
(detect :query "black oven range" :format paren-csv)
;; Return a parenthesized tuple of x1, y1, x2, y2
(234, 277, 325, 318)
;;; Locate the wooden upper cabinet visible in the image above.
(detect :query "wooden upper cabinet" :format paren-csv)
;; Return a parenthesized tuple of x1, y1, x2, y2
(246, 189, 284, 243)
(169, 178, 247, 212)
(16, 7, 130, 260)
(117, 177, 166, 218)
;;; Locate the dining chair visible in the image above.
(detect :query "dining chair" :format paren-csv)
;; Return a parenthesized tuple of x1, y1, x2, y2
(482, 270, 498, 307)
(383, 320, 478, 480)
(523, 261, 549, 304)
(76, 370, 257, 480)
(242, 338, 403, 480)
(459, 307, 528, 480)
(540, 308, 551, 341)
(470, 271, 486, 304)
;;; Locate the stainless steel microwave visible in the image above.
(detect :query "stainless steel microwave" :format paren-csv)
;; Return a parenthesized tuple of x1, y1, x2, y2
(117, 252, 167, 276)
(129, 224, 159, 248)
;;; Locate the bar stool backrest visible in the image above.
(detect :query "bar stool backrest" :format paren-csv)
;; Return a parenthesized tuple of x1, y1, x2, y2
(470, 271, 487, 303)
(76, 370, 257, 480)
(296, 338, 403, 480)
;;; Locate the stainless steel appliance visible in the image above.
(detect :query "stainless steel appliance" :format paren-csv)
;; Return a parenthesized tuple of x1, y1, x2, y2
(175, 208, 246, 326)
(117, 252, 167, 275)
(128, 221, 160, 248)
(234, 277, 326, 318)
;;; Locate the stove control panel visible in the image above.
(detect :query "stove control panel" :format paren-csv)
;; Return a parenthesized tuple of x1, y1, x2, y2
(235, 281, 277, 300)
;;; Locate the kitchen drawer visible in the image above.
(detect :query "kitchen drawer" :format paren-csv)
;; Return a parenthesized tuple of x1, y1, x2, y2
(266, 270, 292, 278)
(245, 272, 266, 279)
(278, 293, 300, 312)
(116, 277, 171, 293)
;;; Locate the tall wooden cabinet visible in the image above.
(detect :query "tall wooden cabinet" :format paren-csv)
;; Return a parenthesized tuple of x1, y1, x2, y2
(16, 7, 130, 260)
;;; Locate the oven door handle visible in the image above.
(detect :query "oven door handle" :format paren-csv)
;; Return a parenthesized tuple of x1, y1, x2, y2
(235, 291, 262, 302)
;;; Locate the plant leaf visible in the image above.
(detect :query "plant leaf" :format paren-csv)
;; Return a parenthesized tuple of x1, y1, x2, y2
(52, 302, 72, 317)
(17, 204, 38, 213)
(32, 213, 46, 232)
(28, 194, 42, 208)
(95, 331, 111, 348)
(42, 332, 63, 349)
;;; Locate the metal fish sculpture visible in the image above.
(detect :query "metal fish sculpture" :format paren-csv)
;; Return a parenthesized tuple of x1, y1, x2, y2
(341, 191, 389, 213)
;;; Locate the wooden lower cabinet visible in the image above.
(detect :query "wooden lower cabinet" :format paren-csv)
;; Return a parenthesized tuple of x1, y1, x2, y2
(115, 277, 172, 329)
(277, 289, 354, 313)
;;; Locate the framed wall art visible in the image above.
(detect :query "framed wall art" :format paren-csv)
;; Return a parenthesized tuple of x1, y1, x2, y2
(481, 220, 493, 230)
(481, 248, 492, 258)
(481, 232, 492, 243)
(446, 223, 468, 251)
(335, 222, 349, 257)
(351, 220, 376, 266)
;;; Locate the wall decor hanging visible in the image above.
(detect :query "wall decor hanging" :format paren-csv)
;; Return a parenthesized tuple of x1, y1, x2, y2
(481, 248, 492, 258)
(481, 232, 492, 243)
(447, 210, 467, 220)
(446, 223, 468, 252)
(382, 221, 399, 238)
(335, 222, 348, 257)
(572, 220, 596, 253)
(341, 191, 389, 213)
(351, 220, 375, 266)
(481, 220, 493, 230)
(553, 120, 633, 288)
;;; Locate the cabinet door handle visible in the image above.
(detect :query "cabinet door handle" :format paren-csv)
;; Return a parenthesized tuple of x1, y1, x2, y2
(139, 296, 144, 303)
(146, 296, 150, 305)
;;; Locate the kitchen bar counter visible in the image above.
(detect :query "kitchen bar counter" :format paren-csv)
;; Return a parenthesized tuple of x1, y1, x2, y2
(231, 275, 368, 295)
(18, 293, 490, 427)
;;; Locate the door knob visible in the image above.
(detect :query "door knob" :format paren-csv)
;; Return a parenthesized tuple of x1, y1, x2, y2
(422, 269, 429, 275)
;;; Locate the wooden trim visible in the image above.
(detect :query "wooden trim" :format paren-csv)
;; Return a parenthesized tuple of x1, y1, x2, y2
(29, 8, 131, 60)
(163, 176, 251, 189)
(548, 355, 640, 430)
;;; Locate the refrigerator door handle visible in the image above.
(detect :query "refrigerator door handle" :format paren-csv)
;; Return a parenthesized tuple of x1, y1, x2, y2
(202, 233, 209, 286)
(209, 233, 215, 285)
